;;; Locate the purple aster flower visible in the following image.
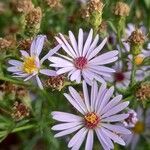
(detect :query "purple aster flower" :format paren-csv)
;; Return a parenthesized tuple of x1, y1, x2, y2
(7, 35, 61, 89)
(51, 81, 131, 150)
(123, 107, 150, 150)
(49, 29, 118, 85)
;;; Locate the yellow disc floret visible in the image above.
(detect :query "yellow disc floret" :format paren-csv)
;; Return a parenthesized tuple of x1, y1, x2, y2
(134, 55, 144, 65)
(133, 121, 144, 134)
(23, 56, 38, 74)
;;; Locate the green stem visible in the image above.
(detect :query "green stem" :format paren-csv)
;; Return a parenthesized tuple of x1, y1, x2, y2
(130, 55, 136, 86)
(12, 124, 35, 133)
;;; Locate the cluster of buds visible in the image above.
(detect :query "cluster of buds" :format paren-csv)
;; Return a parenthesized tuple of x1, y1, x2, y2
(127, 29, 145, 55)
(113, 2, 130, 17)
(0, 38, 13, 51)
(44, 0, 63, 10)
(13, 0, 34, 14)
(25, 7, 42, 36)
(136, 82, 150, 102)
(45, 75, 65, 91)
(11, 101, 30, 121)
(81, 0, 104, 32)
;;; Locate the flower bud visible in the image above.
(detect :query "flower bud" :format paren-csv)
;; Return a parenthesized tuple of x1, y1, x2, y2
(113, 2, 130, 17)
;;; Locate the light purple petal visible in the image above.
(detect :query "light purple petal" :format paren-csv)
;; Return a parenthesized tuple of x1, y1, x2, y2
(101, 127, 126, 146)
(64, 93, 85, 114)
(89, 51, 118, 65)
(57, 67, 74, 75)
(70, 129, 87, 150)
(20, 50, 29, 57)
(85, 130, 94, 150)
(68, 127, 86, 148)
(88, 37, 107, 60)
(52, 111, 82, 122)
(70, 69, 81, 83)
(40, 69, 56, 76)
(101, 123, 131, 134)
(36, 75, 43, 89)
(69, 31, 79, 56)
(51, 122, 82, 131)
(40, 45, 61, 63)
(69, 86, 87, 113)
(102, 114, 129, 122)
(54, 125, 83, 138)
(78, 29, 83, 56)
(101, 101, 129, 118)
(7, 67, 21, 72)
(82, 29, 93, 56)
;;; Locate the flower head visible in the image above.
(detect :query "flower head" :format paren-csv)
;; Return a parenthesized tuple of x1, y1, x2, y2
(51, 81, 131, 150)
(7, 35, 60, 89)
(49, 29, 118, 85)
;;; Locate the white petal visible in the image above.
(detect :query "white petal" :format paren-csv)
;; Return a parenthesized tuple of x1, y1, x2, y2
(36, 75, 43, 89)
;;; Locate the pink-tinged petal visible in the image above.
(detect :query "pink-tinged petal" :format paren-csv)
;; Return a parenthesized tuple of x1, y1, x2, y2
(52, 111, 83, 122)
(101, 123, 131, 135)
(102, 114, 129, 122)
(70, 129, 88, 150)
(98, 86, 114, 114)
(95, 128, 112, 150)
(101, 101, 129, 118)
(95, 83, 107, 112)
(55, 36, 75, 58)
(30, 35, 46, 56)
(85, 130, 94, 150)
(54, 125, 83, 138)
(100, 95, 122, 115)
(59, 33, 76, 57)
(20, 50, 29, 57)
(82, 29, 93, 56)
(50, 56, 74, 67)
(89, 51, 118, 65)
(64, 94, 85, 114)
(83, 81, 91, 112)
(68, 127, 86, 148)
(70, 70, 81, 83)
(69, 86, 87, 113)
(101, 127, 126, 146)
(86, 34, 99, 58)
(78, 29, 83, 56)
(51, 122, 82, 131)
(40, 69, 56, 76)
(7, 67, 21, 72)
(96, 128, 114, 149)
(88, 37, 107, 60)
(91, 81, 98, 112)
(69, 31, 79, 56)
(36, 75, 43, 89)
(40, 45, 61, 63)
(56, 67, 74, 75)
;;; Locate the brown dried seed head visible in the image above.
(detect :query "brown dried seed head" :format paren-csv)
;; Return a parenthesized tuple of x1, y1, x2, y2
(16, 86, 29, 99)
(18, 38, 33, 51)
(0, 38, 13, 50)
(45, 75, 65, 90)
(113, 2, 130, 17)
(25, 7, 42, 25)
(88, 0, 104, 14)
(15, 0, 34, 14)
(128, 29, 145, 45)
(136, 82, 150, 101)
(0, 2, 6, 14)
(11, 101, 30, 121)
(45, 0, 63, 9)
(98, 20, 107, 33)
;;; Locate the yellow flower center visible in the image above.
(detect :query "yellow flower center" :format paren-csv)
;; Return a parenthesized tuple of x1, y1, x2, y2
(133, 121, 144, 134)
(134, 55, 144, 65)
(84, 112, 99, 129)
(23, 57, 38, 74)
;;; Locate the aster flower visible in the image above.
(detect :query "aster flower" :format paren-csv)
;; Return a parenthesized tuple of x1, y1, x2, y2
(49, 29, 118, 85)
(7, 35, 60, 89)
(123, 107, 150, 150)
(51, 81, 131, 150)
